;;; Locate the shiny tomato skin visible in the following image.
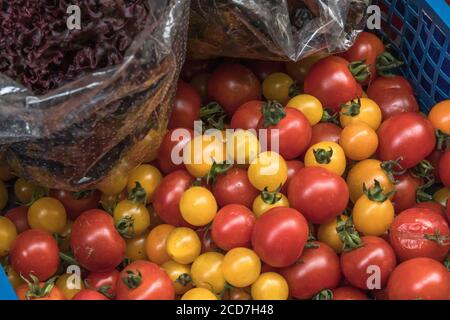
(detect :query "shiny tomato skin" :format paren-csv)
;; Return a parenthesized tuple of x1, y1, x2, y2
(207, 63, 261, 116)
(116, 260, 175, 300)
(332, 286, 368, 300)
(280, 241, 341, 300)
(153, 170, 194, 227)
(288, 167, 349, 224)
(72, 289, 109, 300)
(439, 149, 450, 190)
(309, 122, 342, 146)
(387, 257, 450, 300)
(211, 204, 256, 251)
(168, 81, 201, 130)
(367, 75, 414, 96)
(230, 100, 263, 130)
(389, 208, 450, 262)
(157, 128, 194, 175)
(251, 207, 309, 268)
(9, 229, 59, 281)
(49, 189, 100, 220)
(413, 201, 447, 219)
(377, 112, 436, 169)
(368, 88, 419, 120)
(281, 160, 304, 195)
(212, 168, 259, 209)
(392, 173, 423, 213)
(5, 206, 30, 233)
(85, 270, 120, 299)
(340, 236, 396, 290)
(304, 56, 360, 112)
(71, 209, 126, 272)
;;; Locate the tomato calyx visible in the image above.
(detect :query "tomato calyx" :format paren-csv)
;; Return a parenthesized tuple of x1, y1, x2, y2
(423, 230, 450, 246)
(175, 273, 192, 287)
(200, 102, 227, 130)
(320, 109, 340, 125)
(411, 160, 434, 180)
(122, 270, 143, 289)
(444, 256, 450, 271)
(312, 289, 333, 300)
(341, 98, 361, 117)
(435, 129, 450, 151)
(21, 274, 57, 300)
(348, 60, 370, 83)
(205, 160, 233, 185)
(288, 82, 301, 99)
(260, 185, 282, 205)
(336, 216, 363, 252)
(22, 186, 49, 207)
(72, 189, 95, 200)
(363, 180, 394, 203)
(313, 148, 333, 164)
(219, 282, 235, 299)
(128, 182, 147, 205)
(380, 159, 405, 184)
(376, 52, 404, 77)
(59, 251, 79, 266)
(97, 285, 115, 299)
(261, 101, 286, 127)
(115, 216, 135, 239)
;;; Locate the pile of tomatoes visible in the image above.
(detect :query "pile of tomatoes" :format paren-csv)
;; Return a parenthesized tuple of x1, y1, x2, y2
(1, 31, 450, 301)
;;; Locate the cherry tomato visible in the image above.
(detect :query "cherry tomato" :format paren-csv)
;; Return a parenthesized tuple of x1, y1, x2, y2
(181, 288, 218, 300)
(168, 81, 201, 130)
(27, 197, 67, 234)
(0, 216, 17, 257)
(262, 72, 295, 104)
(389, 208, 450, 262)
(340, 236, 396, 290)
(368, 87, 419, 120)
(222, 287, 251, 300)
(162, 260, 192, 295)
(429, 100, 450, 134)
(288, 167, 349, 224)
(280, 160, 304, 195)
(339, 122, 378, 161)
(252, 191, 289, 218)
(251, 272, 289, 300)
(252, 207, 309, 268)
(304, 141, 346, 176)
(113, 198, 150, 238)
(49, 189, 100, 221)
(96, 168, 128, 196)
(413, 201, 447, 219)
(309, 122, 342, 146)
(439, 149, 450, 190)
(392, 173, 423, 213)
(286, 94, 323, 126)
(246, 60, 285, 81)
(332, 286, 368, 300)
(248, 151, 288, 192)
(377, 112, 436, 169)
(211, 204, 255, 251)
(222, 247, 261, 288)
(387, 257, 450, 300)
(180, 186, 217, 226)
(230, 100, 263, 131)
(226, 129, 260, 165)
(127, 164, 162, 204)
(258, 106, 312, 160)
(126, 232, 148, 262)
(116, 260, 175, 300)
(153, 170, 194, 226)
(145, 224, 174, 265)
(367, 75, 414, 97)
(157, 128, 194, 175)
(207, 63, 261, 115)
(85, 270, 120, 299)
(10, 229, 59, 281)
(285, 53, 327, 83)
(318, 215, 348, 254)
(166, 227, 201, 264)
(212, 168, 259, 209)
(191, 252, 225, 294)
(0, 180, 7, 210)
(71, 209, 126, 272)
(72, 289, 109, 300)
(434, 187, 450, 206)
(339, 98, 382, 130)
(304, 56, 360, 112)
(14, 178, 36, 204)
(16, 281, 65, 300)
(56, 273, 85, 299)
(280, 242, 341, 300)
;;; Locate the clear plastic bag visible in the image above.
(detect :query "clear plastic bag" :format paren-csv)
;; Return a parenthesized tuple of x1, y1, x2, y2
(0, 0, 189, 191)
(187, 0, 368, 61)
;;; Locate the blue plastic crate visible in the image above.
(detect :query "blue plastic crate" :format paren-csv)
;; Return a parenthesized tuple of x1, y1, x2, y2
(375, 0, 450, 113)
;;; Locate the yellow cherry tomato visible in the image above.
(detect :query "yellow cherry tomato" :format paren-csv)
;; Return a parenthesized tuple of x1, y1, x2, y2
(347, 159, 395, 203)
(56, 273, 85, 299)
(285, 52, 328, 83)
(183, 134, 226, 178)
(126, 232, 148, 262)
(179, 187, 217, 226)
(0, 163, 14, 181)
(248, 151, 288, 192)
(96, 169, 128, 195)
(0, 180, 7, 211)
(262, 72, 295, 104)
(162, 260, 192, 295)
(252, 191, 289, 218)
(58, 220, 73, 252)
(340, 98, 382, 130)
(181, 288, 218, 300)
(127, 164, 162, 203)
(318, 215, 348, 254)
(14, 178, 36, 204)
(28, 197, 67, 234)
(251, 272, 289, 300)
(339, 122, 379, 161)
(5, 265, 23, 289)
(428, 100, 450, 134)
(191, 252, 226, 294)
(145, 224, 174, 265)
(222, 247, 261, 288)
(433, 188, 450, 206)
(113, 199, 150, 237)
(286, 94, 323, 126)
(226, 129, 260, 165)
(100, 191, 127, 214)
(304, 141, 346, 176)
(166, 227, 201, 264)
(0, 216, 17, 257)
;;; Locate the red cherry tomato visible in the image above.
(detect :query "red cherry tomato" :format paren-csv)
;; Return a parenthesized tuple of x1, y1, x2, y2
(168, 81, 201, 130)
(246, 60, 286, 81)
(280, 241, 341, 300)
(368, 88, 419, 120)
(5, 206, 30, 233)
(304, 56, 360, 112)
(207, 63, 261, 116)
(281, 160, 304, 195)
(367, 75, 414, 96)
(332, 286, 368, 300)
(288, 167, 349, 224)
(211, 204, 256, 251)
(116, 260, 175, 300)
(72, 289, 109, 300)
(377, 112, 436, 169)
(427, 150, 443, 183)
(413, 201, 447, 219)
(153, 170, 194, 226)
(251, 207, 309, 268)
(16, 282, 65, 300)
(71, 209, 126, 272)
(157, 129, 194, 175)
(389, 208, 450, 262)
(392, 173, 423, 213)
(230, 100, 263, 130)
(309, 122, 342, 146)
(340, 236, 396, 290)
(49, 189, 100, 220)
(439, 149, 450, 190)
(387, 257, 450, 300)
(85, 270, 120, 299)
(10, 229, 59, 281)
